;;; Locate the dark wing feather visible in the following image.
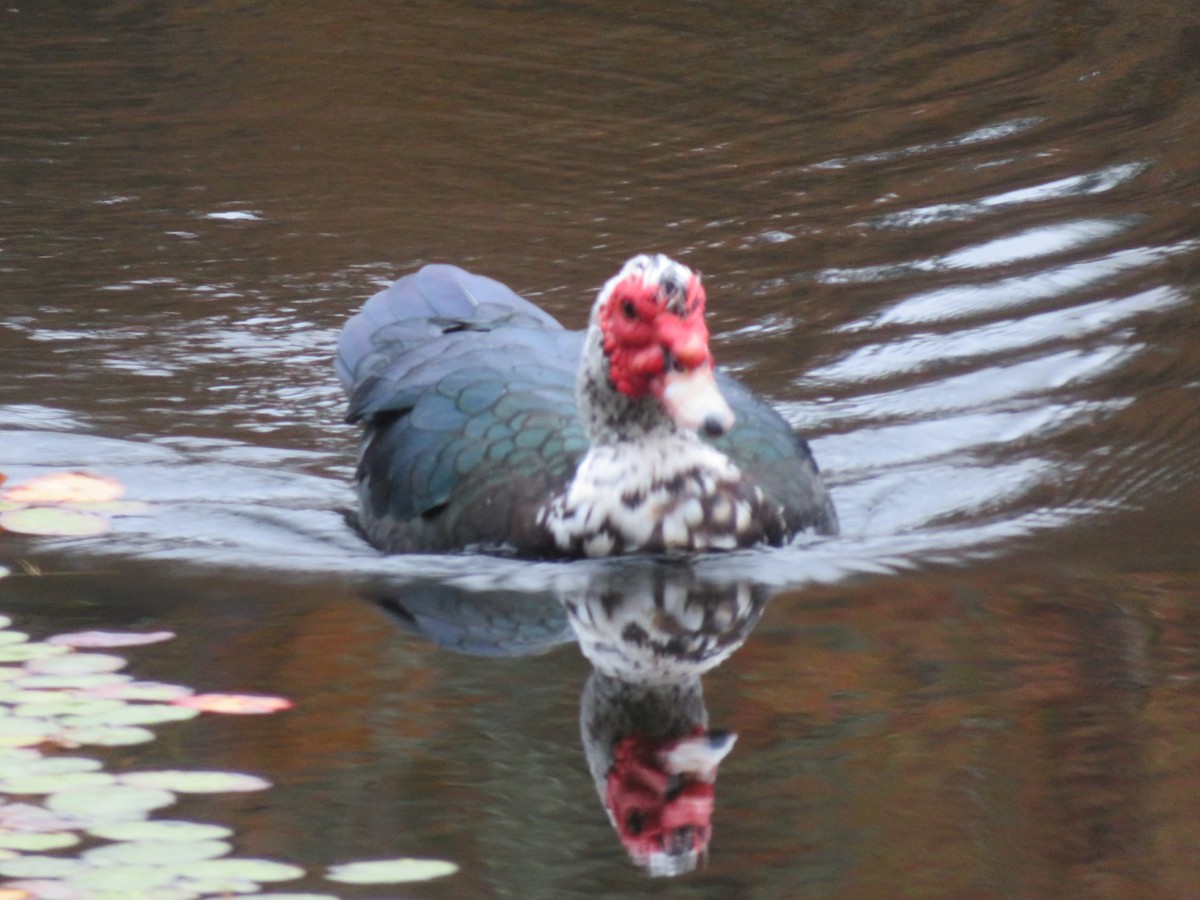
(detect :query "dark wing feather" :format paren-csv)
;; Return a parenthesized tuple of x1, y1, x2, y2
(715, 374, 839, 536)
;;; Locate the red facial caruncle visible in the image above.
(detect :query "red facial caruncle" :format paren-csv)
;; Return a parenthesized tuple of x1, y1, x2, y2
(598, 258, 735, 436)
(599, 267, 711, 399)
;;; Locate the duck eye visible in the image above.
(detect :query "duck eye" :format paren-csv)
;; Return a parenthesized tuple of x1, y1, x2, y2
(622, 299, 637, 320)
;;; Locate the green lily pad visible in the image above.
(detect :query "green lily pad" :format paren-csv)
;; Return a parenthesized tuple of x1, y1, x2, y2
(26, 653, 127, 676)
(15, 673, 133, 691)
(59, 703, 198, 729)
(82, 681, 192, 702)
(0, 615, 11, 628)
(325, 857, 459, 884)
(14, 697, 130, 721)
(0, 770, 117, 794)
(0, 642, 70, 663)
(56, 724, 157, 747)
(46, 784, 175, 819)
(0, 505, 111, 537)
(0, 831, 80, 851)
(0, 854, 86, 878)
(0, 665, 24, 680)
(0, 715, 59, 746)
(66, 862, 180, 892)
(169, 858, 305, 884)
(88, 820, 233, 843)
(83, 838, 232, 866)
(0, 631, 30, 646)
(0, 755, 102, 778)
(119, 771, 271, 794)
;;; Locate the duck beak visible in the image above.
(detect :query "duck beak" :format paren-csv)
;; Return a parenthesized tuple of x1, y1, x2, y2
(660, 364, 735, 437)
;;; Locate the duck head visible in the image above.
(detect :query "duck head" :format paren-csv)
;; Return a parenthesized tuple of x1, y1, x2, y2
(579, 255, 735, 444)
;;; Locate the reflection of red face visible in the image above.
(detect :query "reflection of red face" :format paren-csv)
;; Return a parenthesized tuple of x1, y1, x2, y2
(598, 271, 713, 400)
(605, 728, 718, 869)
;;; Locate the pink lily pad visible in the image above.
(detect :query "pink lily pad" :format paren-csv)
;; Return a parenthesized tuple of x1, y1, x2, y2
(2, 472, 123, 504)
(172, 693, 293, 715)
(46, 631, 175, 649)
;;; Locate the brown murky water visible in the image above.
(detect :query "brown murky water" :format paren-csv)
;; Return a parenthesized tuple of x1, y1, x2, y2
(3, 1, 1200, 897)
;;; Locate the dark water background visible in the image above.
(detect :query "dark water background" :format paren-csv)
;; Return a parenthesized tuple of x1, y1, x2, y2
(3, 1, 1200, 897)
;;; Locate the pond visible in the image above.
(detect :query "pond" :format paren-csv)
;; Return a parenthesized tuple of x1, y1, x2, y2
(2, 1, 1200, 897)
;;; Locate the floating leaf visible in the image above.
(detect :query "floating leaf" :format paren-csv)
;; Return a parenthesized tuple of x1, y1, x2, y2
(119, 770, 271, 794)
(0, 644, 69, 663)
(0, 771, 117, 795)
(171, 694, 293, 715)
(0, 508, 110, 538)
(81, 681, 192, 702)
(83, 838, 232, 866)
(325, 857, 459, 884)
(0, 633, 29, 647)
(25, 653, 127, 676)
(3, 472, 124, 504)
(59, 703, 197, 729)
(0, 716, 59, 747)
(0, 855, 85, 879)
(45, 784, 175, 819)
(15, 673, 132, 691)
(0, 832, 79, 852)
(46, 631, 174, 649)
(0, 755, 102, 779)
(0, 801, 93, 833)
(55, 725, 156, 747)
(0, 616, 12, 629)
(65, 863, 179, 893)
(0, 881, 82, 900)
(169, 858, 304, 883)
(0, 566, 9, 579)
(14, 697, 129, 721)
(88, 820, 232, 843)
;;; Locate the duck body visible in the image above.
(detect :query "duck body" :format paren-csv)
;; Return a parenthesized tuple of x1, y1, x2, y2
(336, 256, 836, 557)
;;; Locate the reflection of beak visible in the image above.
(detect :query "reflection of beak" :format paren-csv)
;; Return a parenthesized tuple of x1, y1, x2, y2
(661, 730, 738, 782)
(660, 365, 735, 437)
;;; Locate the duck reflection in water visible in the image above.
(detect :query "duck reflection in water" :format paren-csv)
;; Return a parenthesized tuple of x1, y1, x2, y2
(376, 562, 770, 877)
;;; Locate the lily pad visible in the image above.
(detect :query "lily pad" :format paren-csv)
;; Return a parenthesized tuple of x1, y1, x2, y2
(82, 838, 231, 866)
(45, 784, 175, 819)
(171, 694, 293, 715)
(0, 507, 110, 537)
(3, 472, 124, 504)
(0, 755, 102, 778)
(88, 820, 233, 843)
(0, 855, 86, 879)
(0, 643, 69, 663)
(55, 725, 157, 747)
(81, 681, 192, 703)
(169, 858, 304, 884)
(119, 771, 271, 794)
(0, 831, 80, 851)
(46, 631, 174, 649)
(59, 703, 198, 729)
(65, 863, 180, 893)
(25, 653, 127, 676)
(0, 771, 117, 795)
(0, 716, 60, 746)
(325, 857, 459, 884)
(15, 673, 133, 691)
(14, 697, 129, 721)
(0, 632, 30, 647)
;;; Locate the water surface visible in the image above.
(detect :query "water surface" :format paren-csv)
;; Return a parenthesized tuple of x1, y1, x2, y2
(3, 2, 1200, 897)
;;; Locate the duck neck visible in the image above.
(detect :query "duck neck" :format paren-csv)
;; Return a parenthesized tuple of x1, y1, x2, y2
(577, 326, 680, 446)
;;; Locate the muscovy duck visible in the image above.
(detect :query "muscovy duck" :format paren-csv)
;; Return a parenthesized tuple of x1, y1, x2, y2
(336, 254, 837, 557)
